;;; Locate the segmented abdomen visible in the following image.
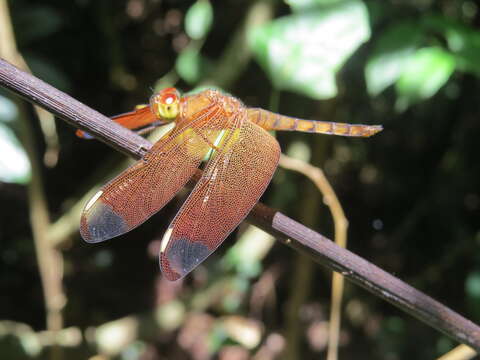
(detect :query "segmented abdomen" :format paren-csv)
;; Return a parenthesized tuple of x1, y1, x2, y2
(247, 108, 382, 137)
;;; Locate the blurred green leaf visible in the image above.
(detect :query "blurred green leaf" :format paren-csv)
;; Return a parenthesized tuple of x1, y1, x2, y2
(395, 47, 455, 110)
(385, 316, 405, 333)
(465, 271, 480, 299)
(423, 15, 480, 76)
(25, 55, 71, 92)
(13, 6, 63, 44)
(175, 47, 211, 84)
(365, 22, 422, 96)
(209, 323, 228, 353)
(121, 341, 147, 360)
(0, 124, 31, 184)
(436, 337, 455, 356)
(0, 95, 18, 123)
(185, 0, 213, 40)
(286, 0, 346, 11)
(222, 226, 274, 278)
(250, 0, 370, 99)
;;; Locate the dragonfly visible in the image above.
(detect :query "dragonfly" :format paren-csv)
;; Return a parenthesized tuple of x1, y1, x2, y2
(78, 87, 382, 281)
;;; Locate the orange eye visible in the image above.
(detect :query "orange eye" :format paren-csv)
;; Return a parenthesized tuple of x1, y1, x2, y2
(161, 93, 177, 106)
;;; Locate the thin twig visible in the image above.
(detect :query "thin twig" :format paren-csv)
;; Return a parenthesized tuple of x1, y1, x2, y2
(1, 58, 480, 350)
(279, 154, 348, 360)
(0, 3, 64, 360)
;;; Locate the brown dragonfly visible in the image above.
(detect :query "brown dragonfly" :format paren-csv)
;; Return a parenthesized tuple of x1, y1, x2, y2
(78, 88, 382, 280)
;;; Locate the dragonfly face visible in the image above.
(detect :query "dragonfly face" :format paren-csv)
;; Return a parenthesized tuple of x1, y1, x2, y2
(78, 87, 382, 281)
(150, 87, 181, 122)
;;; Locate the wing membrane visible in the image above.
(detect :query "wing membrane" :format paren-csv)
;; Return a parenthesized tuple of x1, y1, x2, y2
(80, 106, 222, 243)
(160, 121, 280, 280)
(76, 106, 157, 139)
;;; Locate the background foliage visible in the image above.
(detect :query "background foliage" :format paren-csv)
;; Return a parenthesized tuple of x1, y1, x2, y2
(1, 0, 480, 359)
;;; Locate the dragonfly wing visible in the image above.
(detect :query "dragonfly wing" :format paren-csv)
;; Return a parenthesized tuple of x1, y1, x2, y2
(160, 121, 280, 280)
(80, 107, 220, 243)
(76, 106, 158, 138)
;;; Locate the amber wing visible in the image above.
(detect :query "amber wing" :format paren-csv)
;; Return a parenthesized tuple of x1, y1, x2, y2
(76, 106, 158, 138)
(160, 120, 280, 281)
(79, 106, 220, 243)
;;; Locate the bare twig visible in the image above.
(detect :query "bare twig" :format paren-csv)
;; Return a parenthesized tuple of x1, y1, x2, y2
(0, 58, 151, 158)
(0, 3, 64, 360)
(1, 58, 479, 350)
(279, 154, 348, 360)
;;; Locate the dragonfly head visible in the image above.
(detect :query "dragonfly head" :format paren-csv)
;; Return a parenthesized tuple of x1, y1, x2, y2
(150, 87, 181, 122)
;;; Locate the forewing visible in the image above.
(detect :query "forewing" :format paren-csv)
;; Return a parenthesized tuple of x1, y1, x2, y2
(80, 106, 221, 243)
(76, 106, 157, 138)
(160, 121, 280, 280)
(110, 106, 159, 129)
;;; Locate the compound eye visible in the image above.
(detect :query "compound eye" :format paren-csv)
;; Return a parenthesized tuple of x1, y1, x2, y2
(150, 88, 180, 121)
(161, 92, 177, 106)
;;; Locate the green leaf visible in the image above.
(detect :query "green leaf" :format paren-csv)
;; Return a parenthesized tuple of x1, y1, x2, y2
(250, 0, 370, 99)
(175, 47, 211, 84)
(365, 22, 423, 96)
(286, 0, 346, 11)
(466, 271, 480, 299)
(185, 0, 213, 40)
(395, 47, 456, 110)
(422, 15, 480, 77)
(0, 123, 31, 184)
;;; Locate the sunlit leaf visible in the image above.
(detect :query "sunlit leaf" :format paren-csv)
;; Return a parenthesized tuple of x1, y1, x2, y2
(365, 22, 422, 96)
(0, 124, 31, 184)
(185, 0, 213, 40)
(395, 47, 456, 110)
(250, 0, 370, 99)
(422, 15, 480, 76)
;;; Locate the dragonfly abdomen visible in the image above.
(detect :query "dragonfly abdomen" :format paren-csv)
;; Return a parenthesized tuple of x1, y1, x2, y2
(248, 108, 382, 138)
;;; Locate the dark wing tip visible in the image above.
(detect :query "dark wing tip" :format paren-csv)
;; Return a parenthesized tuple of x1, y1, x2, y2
(159, 233, 213, 281)
(80, 199, 129, 243)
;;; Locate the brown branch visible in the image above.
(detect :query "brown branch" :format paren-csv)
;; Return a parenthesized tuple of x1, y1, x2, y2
(1, 58, 479, 350)
(0, 58, 151, 159)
